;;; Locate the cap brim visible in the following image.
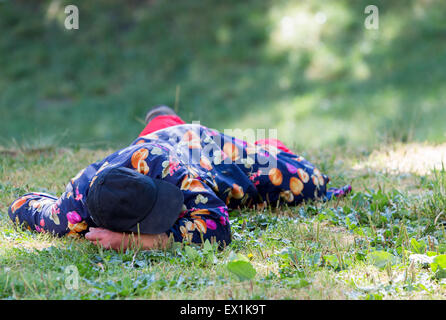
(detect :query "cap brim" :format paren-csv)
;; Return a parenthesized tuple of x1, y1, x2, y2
(128, 179, 184, 234)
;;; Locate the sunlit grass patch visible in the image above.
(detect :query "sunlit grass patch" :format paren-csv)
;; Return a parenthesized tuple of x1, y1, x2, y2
(353, 142, 446, 175)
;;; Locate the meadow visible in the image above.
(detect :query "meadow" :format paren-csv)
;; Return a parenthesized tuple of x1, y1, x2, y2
(1, 0, 446, 299)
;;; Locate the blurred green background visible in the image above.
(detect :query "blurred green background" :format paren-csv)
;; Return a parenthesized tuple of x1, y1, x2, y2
(1, 0, 445, 150)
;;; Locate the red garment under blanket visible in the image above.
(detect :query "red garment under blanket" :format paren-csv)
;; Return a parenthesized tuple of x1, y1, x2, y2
(138, 115, 186, 137)
(139, 115, 292, 153)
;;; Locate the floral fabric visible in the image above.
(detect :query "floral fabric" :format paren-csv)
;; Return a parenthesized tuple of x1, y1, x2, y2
(8, 124, 347, 245)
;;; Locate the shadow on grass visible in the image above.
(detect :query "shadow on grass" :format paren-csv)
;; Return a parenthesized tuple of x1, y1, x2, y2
(0, 0, 445, 150)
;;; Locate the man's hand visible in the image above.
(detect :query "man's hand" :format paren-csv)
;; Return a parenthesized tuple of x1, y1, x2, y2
(85, 227, 127, 251)
(85, 227, 170, 251)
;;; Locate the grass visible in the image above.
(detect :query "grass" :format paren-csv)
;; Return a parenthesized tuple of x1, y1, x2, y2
(1, 0, 446, 300)
(1, 144, 446, 299)
(1, 0, 446, 150)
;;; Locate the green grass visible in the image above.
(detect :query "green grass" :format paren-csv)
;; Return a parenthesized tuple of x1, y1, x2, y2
(1, 145, 446, 299)
(1, 0, 446, 150)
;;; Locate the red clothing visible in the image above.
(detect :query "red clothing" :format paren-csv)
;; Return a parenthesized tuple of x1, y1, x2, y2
(139, 115, 186, 137)
(254, 138, 292, 154)
(139, 115, 292, 153)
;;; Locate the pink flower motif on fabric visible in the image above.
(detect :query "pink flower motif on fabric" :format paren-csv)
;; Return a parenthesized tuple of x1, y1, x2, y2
(168, 156, 180, 175)
(218, 206, 229, 217)
(67, 211, 82, 224)
(285, 163, 298, 174)
(206, 219, 217, 230)
(75, 187, 83, 201)
(51, 205, 60, 215)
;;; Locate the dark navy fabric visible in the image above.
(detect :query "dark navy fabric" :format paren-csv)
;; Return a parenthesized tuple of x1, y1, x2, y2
(8, 124, 347, 245)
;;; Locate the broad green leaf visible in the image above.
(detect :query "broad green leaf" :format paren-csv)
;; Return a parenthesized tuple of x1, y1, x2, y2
(227, 260, 256, 281)
(434, 255, 446, 269)
(184, 245, 200, 261)
(431, 254, 446, 277)
(324, 254, 339, 269)
(367, 250, 396, 269)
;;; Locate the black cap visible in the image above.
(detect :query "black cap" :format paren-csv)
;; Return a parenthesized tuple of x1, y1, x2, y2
(86, 166, 184, 234)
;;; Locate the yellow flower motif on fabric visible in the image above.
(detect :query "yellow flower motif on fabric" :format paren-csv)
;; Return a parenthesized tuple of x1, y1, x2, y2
(312, 175, 320, 188)
(225, 183, 244, 204)
(50, 204, 60, 225)
(312, 168, 325, 186)
(241, 157, 255, 169)
(223, 142, 239, 161)
(280, 190, 294, 203)
(193, 218, 207, 234)
(28, 199, 53, 213)
(297, 168, 310, 183)
(131, 148, 149, 175)
(150, 146, 163, 155)
(180, 176, 206, 192)
(200, 156, 213, 171)
(131, 149, 148, 167)
(161, 160, 171, 178)
(212, 151, 223, 165)
(185, 221, 195, 232)
(230, 183, 244, 199)
(290, 177, 304, 196)
(206, 174, 219, 192)
(189, 180, 207, 192)
(180, 226, 193, 242)
(268, 168, 283, 186)
(68, 221, 88, 233)
(187, 165, 200, 178)
(161, 157, 180, 178)
(195, 194, 209, 205)
(136, 160, 149, 175)
(190, 209, 210, 217)
(10, 195, 32, 213)
(181, 130, 201, 149)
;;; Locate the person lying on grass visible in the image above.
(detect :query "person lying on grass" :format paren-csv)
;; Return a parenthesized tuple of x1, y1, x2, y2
(8, 106, 351, 251)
